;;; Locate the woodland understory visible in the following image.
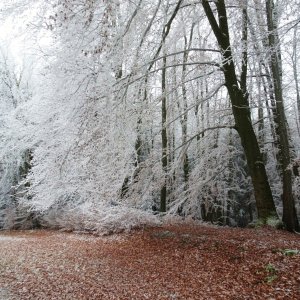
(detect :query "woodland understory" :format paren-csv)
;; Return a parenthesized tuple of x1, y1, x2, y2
(1, 0, 300, 234)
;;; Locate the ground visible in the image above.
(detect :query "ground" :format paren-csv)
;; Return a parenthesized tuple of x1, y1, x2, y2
(0, 224, 299, 299)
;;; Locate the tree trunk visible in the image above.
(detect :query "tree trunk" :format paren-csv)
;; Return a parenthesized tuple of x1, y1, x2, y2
(181, 24, 194, 191)
(265, 0, 299, 231)
(160, 54, 168, 212)
(292, 26, 300, 138)
(202, 0, 278, 221)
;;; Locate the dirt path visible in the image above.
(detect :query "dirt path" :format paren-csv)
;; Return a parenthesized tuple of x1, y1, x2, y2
(0, 225, 299, 299)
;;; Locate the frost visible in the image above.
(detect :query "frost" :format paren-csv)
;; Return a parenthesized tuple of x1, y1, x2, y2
(40, 203, 161, 235)
(0, 236, 26, 241)
(0, 0, 300, 233)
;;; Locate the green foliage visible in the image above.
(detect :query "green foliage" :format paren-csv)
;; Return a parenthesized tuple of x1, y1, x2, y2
(266, 274, 277, 284)
(255, 218, 265, 228)
(252, 216, 284, 229)
(282, 249, 300, 256)
(265, 263, 277, 284)
(265, 263, 276, 273)
(266, 216, 284, 229)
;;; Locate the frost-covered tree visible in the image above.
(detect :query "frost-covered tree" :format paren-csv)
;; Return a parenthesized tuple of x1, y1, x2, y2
(0, 48, 35, 228)
(0, 0, 299, 232)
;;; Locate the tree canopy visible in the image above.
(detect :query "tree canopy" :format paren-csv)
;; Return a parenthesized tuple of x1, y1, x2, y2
(0, 0, 300, 233)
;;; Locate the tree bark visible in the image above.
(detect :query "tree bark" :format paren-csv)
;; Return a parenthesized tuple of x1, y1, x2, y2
(160, 54, 168, 212)
(181, 23, 194, 191)
(158, 1, 183, 212)
(202, 0, 278, 221)
(292, 26, 300, 138)
(265, 0, 299, 231)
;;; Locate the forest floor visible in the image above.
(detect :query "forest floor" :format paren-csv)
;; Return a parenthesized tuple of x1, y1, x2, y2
(0, 224, 299, 300)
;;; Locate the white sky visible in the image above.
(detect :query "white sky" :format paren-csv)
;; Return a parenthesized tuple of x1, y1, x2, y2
(0, 1, 43, 69)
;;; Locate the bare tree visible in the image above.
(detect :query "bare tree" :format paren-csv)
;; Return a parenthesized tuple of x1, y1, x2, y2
(265, 0, 299, 231)
(201, 0, 278, 222)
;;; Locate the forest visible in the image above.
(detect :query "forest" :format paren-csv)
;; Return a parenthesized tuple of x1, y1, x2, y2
(0, 0, 300, 234)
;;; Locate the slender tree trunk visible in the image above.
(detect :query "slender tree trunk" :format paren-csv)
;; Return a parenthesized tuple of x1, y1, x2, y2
(265, 0, 299, 231)
(247, 15, 278, 148)
(160, 54, 168, 212)
(157, 1, 183, 212)
(181, 23, 194, 191)
(202, 0, 278, 221)
(292, 26, 300, 137)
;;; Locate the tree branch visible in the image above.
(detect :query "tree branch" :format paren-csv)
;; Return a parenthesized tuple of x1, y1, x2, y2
(148, 0, 184, 71)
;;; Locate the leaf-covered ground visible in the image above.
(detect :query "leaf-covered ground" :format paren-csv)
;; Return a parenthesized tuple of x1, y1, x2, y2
(0, 224, 299, 299)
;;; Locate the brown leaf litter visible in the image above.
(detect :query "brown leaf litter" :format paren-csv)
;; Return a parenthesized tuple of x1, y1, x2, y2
(0, 224, 299, 299)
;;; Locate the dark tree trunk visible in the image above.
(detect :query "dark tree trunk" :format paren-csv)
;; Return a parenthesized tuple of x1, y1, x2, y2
(202, 0, 278, 221)
(181, 26, 194, 191)
(160, 54, 168, 213)
(265, 0, 299, 232)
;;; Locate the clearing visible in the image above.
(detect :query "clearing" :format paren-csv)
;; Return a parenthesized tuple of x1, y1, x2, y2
(0, 224, 299, 299)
